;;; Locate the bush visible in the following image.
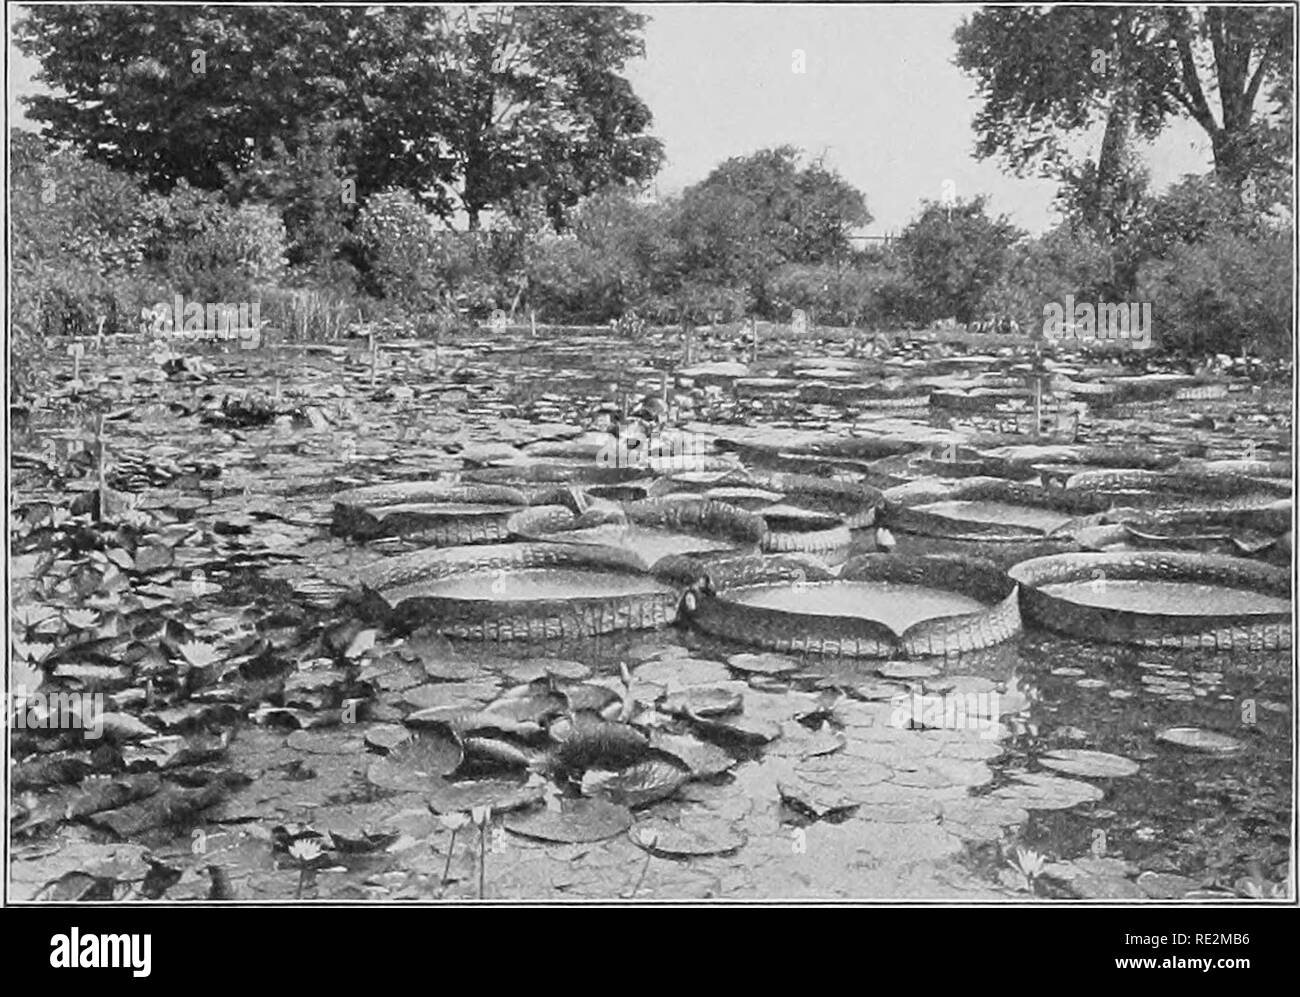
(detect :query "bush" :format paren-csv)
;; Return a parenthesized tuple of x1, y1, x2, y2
(355, 189, 439, 306)
(980, 226, 1116, 336)
(10, 133, 151, 338)
(527, 237, 622, 322)
(1135, 226, 1293, 356)
(767, 261, 897, 328)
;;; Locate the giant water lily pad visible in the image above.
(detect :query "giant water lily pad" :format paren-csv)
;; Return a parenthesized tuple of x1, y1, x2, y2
(1155, 727, 1245, 754)
(992, 772, 1104, 810)
(505, 798, 632, 843)
(1038, 749, 1139, 779)
(630, 816, 747, 856)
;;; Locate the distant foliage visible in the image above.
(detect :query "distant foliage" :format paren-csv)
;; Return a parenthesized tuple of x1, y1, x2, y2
(355, 189, 441, 308)
(1136, 226, 1293, 355)
(767, 262, 892, 329)
(11, 132, 151, 339)
(894, 197, 1024, 325)
(980, 226, 1117, 335)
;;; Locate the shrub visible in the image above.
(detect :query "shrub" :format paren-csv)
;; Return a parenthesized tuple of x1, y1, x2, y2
(356, 189, 440, 306)
(1135, 226, 1293, 356)
(10, 134, 151, 339)
(980, 226, 1116, 336)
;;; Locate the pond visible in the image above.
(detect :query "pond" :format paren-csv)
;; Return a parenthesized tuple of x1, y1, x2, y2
(8, 328, 1293, 901)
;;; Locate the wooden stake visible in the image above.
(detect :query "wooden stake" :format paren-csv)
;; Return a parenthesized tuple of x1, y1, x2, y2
(1034, 376, 1043, 437)
(96, 413, 107, 521)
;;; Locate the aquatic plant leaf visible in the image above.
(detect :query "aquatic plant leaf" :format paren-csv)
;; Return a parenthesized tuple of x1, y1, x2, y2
(630, 816, 747, 856)
(504, 797, 632, 843)
(1038, 749, 1139, 779)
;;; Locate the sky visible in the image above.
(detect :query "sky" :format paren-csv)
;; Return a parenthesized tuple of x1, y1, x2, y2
(8, 3, 1215, 234)
(622, 3, 1212, 233)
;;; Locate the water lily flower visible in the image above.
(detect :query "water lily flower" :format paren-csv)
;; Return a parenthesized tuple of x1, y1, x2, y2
(438, 812, 471, 832)
(1012, 847, 1047, 880)
(471, 805, 492, 827)
(288, 838, 324, 863)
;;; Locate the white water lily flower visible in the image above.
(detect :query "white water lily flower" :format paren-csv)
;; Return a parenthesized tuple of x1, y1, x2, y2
(63, 608, 99, 629)
(288, 839, 324, 863)
(1012, 847, 1047, 879)
(438, 812, 471, 832)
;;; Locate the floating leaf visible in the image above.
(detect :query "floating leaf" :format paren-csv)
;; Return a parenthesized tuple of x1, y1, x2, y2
(463, 736, 537, 769)
(992, 772, 1104, 810)
(726, 652, 801, 676)
(559, 682, 622, 714)
(504, 797, 632, 843)
(663, 685, 743, 718)
(1155, 727, 1245, 754)
(551, 716, 650, 771)
(630, 816, 747, 857)
(633, 657, 732, 688)
(582, 751, 690, 808)
(426, 778, 543, 815)
(367, 727, 463, 791)
(1039, 749, 1139, 779)
(649, 731, 736, 777)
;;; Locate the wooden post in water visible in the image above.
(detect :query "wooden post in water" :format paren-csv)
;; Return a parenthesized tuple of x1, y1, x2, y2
(369, 333, 378, 388)
(683, 320, 694, 366)
(750, 319, 760, 364)
(530, 309, 537, 338)
(1034, 375, 1043, 437)
(96, 413, 107, 521)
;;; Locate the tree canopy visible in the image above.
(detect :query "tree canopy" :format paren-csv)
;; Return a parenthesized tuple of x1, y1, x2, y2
(955, 6, 1293, 194)
(14, 4, 663, 230)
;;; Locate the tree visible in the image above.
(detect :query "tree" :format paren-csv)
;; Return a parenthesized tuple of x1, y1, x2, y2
(428, 6, 664, 229)
(980, 225, 1117, 336)
(220, 119, 357, 271)
(1136, 227, 1292, 356)
(671, 146, 870, 313)
(955, 6, 1293, 194)
(10, 130, 153, 339)
(895, 197, 1023, 326)
(13, 6, 395, 190)
(14, 5, 662, 228)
